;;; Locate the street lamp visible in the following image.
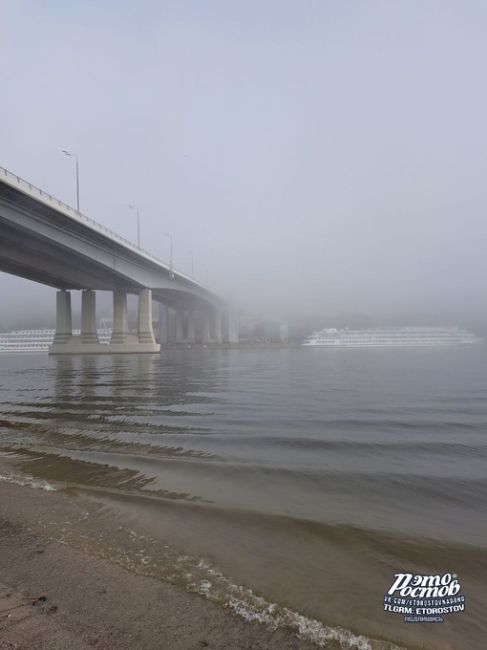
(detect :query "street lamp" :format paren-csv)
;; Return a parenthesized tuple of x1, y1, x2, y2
(164, 233, 174, 279)
(128, 204, 141, 248)
(187, 251, 194, 279)
(62, 150, 80, 213)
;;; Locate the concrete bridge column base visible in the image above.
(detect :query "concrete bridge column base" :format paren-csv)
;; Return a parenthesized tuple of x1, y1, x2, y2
(81, 290, 99, 344)
(105, 288, 159, 353)
(51, 339, 161, 354)
(137, 289, 160, 352)
(103, 288, 150, 352)
(49, 290, 73, 352)
(111, 289, 129, 344)
(50, 288, 160, 355)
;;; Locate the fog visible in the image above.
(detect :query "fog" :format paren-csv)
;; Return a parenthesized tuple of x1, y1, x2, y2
(2, 1, 487, 331)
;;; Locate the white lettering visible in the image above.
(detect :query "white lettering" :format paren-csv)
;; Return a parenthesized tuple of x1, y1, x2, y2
(388, 573, 413, 595)
(441, 573, 452, 586)
(386, 573, 462, 600)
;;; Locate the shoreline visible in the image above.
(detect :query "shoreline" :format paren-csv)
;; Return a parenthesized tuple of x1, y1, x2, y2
(1, 453, 476, 650)
(0, 480, 321, 650)
(0, 479, 394, 650)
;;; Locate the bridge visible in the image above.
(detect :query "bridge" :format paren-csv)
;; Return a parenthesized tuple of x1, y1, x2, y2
(0, 165, 238, 354)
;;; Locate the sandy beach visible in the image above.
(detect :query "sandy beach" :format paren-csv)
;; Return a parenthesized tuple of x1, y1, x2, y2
(0, 481, 330, 650)
(0, 478, 375, 650)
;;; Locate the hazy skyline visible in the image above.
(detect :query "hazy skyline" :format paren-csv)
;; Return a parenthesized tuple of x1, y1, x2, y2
(2, 1, 487, 327)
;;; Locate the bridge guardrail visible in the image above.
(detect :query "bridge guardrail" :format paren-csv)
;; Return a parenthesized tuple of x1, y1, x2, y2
(0, 165, 201, 287)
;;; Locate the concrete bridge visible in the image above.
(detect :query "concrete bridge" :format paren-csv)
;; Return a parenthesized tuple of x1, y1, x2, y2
(0, 165, 238, 354)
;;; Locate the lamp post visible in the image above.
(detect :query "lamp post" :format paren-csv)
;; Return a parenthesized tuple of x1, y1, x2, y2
(164, 233, 174, 279)
(62, 150, 80, 213)
(128, 204, 141, 248)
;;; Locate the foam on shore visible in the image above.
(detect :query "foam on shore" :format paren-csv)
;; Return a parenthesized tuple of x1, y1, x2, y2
(0, 472, 56, 492)
(0, 471, 405, 650)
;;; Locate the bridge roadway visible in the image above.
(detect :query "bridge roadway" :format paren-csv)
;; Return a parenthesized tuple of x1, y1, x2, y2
(0, 165, 238, 353)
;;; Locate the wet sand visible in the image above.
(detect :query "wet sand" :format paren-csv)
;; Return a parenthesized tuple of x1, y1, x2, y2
(0, 481, 366, 650)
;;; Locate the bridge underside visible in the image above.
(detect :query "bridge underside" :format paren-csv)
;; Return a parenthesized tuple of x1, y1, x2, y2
(0, 179, 222, 310)
(0, 224, 216, 313)
(0, 170, 239, 353)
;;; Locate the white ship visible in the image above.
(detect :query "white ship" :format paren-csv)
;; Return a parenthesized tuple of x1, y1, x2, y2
(302, 327, 483, 348)
(0, 328, 112, 353)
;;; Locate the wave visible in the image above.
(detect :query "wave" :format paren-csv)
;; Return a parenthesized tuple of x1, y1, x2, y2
(213, 434, 487, 457)
(0, 471, 56, 492)
(8, 475, 403, 650)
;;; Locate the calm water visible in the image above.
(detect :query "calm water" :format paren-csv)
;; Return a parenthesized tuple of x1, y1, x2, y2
(0, 348, 486, 649)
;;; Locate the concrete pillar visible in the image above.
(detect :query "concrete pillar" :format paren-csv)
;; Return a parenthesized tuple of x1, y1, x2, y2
(175, 310, 185, 342)
(111, 289, 128, 344)
(212, 308, 223, 343)
(201, 311, 211, 344)
(222, 310, 229, 343)
(187, 311, 196, 343)
(223, 309, 239, 343)
(138, 289, 156, 344)
(167, 308, 176, 343)
(53, 290, 72, 344)
(158, 303, 169, 345)
(81, 290, 98, 344)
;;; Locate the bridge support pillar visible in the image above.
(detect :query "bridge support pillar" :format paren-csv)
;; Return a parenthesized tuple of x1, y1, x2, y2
(223, 309, 239, 344)
(158, 303, 169, 345)
(138, 289, 161, 352)
(111, 289, 128, 344)
(201, 312, 211, 344)
(52, 290, 72, 345)
(212, 308, 223, 343)
(187, 311, 196, 343)
(107, 288, 160, 353)
(138, 289, 158, 348)
(81, 290, 98, 344)
(167, 308, 177, 343)
(175, 310, 185, 343)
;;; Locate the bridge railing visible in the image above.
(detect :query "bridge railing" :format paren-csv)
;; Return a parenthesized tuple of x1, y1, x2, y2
(0, 165, 200, 286)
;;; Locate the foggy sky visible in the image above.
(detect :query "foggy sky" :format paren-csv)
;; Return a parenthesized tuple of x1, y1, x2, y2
(2, 1, 487, 327)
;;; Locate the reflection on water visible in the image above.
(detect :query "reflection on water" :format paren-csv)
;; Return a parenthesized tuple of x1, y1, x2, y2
(1, 348, 487, 649)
